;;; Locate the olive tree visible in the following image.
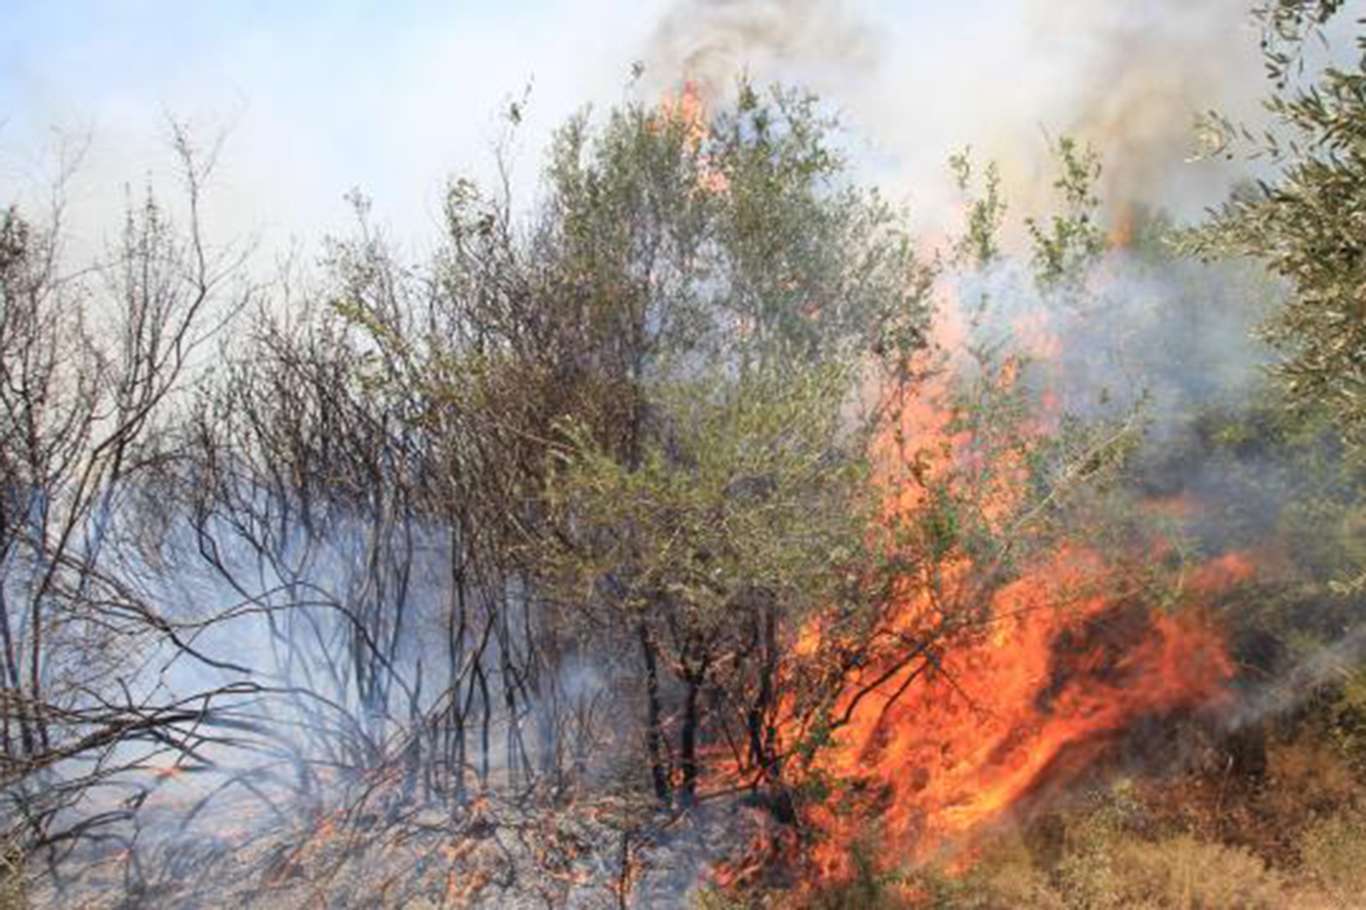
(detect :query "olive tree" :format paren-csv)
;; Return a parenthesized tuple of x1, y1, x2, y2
(1185, 0, 1366, 454)
(340, 81, 933, 808)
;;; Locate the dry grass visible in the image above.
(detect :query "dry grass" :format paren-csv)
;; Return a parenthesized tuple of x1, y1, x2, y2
(0, 836, 25, 910)
(1296, 812, 1366, 907)
(1261, 739, 1361, 826)
(1055, 834, 1286, 909)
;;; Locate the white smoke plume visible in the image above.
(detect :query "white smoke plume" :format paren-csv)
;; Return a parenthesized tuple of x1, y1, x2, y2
(642, 0, 1266, 226)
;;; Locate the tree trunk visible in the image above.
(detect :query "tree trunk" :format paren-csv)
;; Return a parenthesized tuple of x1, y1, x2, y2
(638, 622, 671, 804)
(680, 674, 701, 805)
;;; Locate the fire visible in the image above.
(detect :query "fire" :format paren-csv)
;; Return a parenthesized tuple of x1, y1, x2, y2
(655, 80, 729, 194)
(151, 764, 185, 781)
(802, 546, 1236, 881)
(646, 81, 1243, 899)
(733, 310, 1244, 891)
(658, 80, 708, 146)
(1108, 203, 1136, 248)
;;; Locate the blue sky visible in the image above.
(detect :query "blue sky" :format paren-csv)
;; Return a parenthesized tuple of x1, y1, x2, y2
(2, 1, 675, 253)
(0, 1, 1273, 260)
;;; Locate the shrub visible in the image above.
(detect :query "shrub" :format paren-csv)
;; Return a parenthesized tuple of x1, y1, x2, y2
(1057, 834, 1285, 909)
(1260, 740, 1361, 830)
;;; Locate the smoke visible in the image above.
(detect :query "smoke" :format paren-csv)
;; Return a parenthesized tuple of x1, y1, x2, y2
(1012, 0, 1263, 212)
(24, 494, 629, 871)
(7, 4, 1365, 902)
(637, 6, 1365, 850)
(641, 0, 1266, 229)
(639, 0, 1295, 513)
(641, 0, 880, 100)
(0, 1, 1286, 278)
(1228, 622, 1366, 735)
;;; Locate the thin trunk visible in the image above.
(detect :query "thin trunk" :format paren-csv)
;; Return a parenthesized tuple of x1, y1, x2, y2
(680, 675, 701, 805)
(747, 603, 778, 779)
(638, 622, 670, 804)
(476, 659, 492, 787)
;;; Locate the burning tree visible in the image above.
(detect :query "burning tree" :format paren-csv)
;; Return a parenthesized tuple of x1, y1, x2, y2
(520, 82, 936, 810)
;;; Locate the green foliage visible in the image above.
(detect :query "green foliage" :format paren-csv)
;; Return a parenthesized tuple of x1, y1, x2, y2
(1254, 1, 1351, 86)
(1026, 137, 1106, 290)
(539, 361, 871, 633)
(502, 79, 932, 380)
(353, 77, 938, 804)
(949, 150, 1006, 268)
(1184, 10, 1366, 455)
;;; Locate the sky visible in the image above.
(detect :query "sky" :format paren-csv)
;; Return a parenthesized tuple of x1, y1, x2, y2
(0, 1, 1290, 264)
(2, 1, 669, 257)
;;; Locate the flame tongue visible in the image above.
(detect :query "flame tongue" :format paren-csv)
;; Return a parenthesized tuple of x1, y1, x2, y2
(801, 545, 1238, 882)
(780, 310, 1244, 884)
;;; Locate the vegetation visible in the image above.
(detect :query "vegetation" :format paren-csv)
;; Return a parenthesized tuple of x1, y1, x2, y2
(1185, 1, 1366, 461)
(742, 737, 1366, 909)
(1, 3, 1366, 908)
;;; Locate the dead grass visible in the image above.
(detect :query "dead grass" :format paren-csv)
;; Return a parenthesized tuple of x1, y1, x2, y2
(0, 836, 25, 910)
(1055, 834, 1286, 909)
(1296, 812, 1366, 907)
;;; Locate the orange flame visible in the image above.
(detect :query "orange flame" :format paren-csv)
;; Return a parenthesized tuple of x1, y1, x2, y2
(656, 81, 729, 194)
(732, 309, 1244, 891)
(1108, 202, 1136, 249)
(658, 81, 708, 144)
(803, 546, 1237, 881)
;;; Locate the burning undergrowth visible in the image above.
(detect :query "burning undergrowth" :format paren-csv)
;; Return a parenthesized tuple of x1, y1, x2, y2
(25, 267, 1277, 907)
(742, 548, 1242, 891)
(7, 19, 1366, 905)
(30, 782, 751, 909)
(708, 268, 1262, 897)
